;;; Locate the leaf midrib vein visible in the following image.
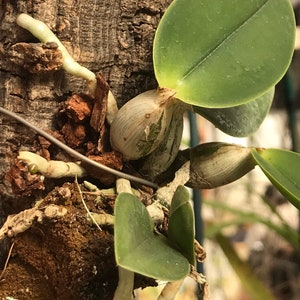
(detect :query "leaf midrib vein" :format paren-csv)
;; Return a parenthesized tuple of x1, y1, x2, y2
(179, 0, 269, 84)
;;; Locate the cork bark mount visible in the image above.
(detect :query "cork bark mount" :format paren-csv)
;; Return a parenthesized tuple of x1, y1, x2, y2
(0, 0, 171, 298)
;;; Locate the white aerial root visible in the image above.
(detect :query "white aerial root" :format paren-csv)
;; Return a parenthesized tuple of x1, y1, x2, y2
(16, 13, 118, 122)
(16, 13, 97, 93)
(18, 151, 86, 178)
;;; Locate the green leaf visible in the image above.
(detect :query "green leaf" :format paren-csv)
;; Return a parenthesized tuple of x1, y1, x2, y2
(193, 87, 274, 137)
(114, 193, 189, 281)
(168, 186, 195, 265)
(154, 0, 295, 108)
(251, 148, 300, 209)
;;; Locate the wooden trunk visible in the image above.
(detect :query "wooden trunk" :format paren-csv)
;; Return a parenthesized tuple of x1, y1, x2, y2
(0, 0, 171, 298)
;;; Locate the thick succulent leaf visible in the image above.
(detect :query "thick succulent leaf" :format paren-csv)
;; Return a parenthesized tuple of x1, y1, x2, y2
(154, 0, 295, 108)
(193, 87, 274, 137)
(114, 193, 189, 281)
(168, 186, 195, 265)
(251, 148, 300, 209)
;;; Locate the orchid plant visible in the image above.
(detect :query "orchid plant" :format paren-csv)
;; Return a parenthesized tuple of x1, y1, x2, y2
(0, 0, 299, 299)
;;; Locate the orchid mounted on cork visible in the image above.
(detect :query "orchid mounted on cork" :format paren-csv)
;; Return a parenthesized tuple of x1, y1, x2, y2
(0, 0, 299, 299)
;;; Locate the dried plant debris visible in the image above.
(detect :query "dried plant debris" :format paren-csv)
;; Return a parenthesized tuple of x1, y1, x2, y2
(90, 74, 109, 133)
(35, 135, 53, 160)
(90, 74, 111, 153)
(190, 268, 209, 300)
(194, 239, 206, 262)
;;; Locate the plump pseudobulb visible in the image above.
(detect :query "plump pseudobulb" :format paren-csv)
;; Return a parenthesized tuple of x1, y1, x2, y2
(110, 89, 175, 160)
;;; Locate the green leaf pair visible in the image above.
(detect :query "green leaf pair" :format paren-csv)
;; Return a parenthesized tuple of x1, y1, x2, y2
(114, 186, 194, 281)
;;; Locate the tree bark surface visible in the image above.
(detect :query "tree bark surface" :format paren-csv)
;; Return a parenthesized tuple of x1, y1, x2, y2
(0, 0, 171, 298)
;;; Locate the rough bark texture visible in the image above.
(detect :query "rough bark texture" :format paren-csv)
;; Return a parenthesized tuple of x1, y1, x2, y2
(0, 0, 172, 298)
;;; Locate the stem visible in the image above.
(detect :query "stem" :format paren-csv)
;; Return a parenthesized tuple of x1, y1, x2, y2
(156, 161, 190, 207)
(158, 279, 184, 300)
(113, 267, 134, 300)
(113, 178, 135, 300)
(16, 13, 96, 94)
(0, 107, 158, 189)
(116, 178, 133, 194)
